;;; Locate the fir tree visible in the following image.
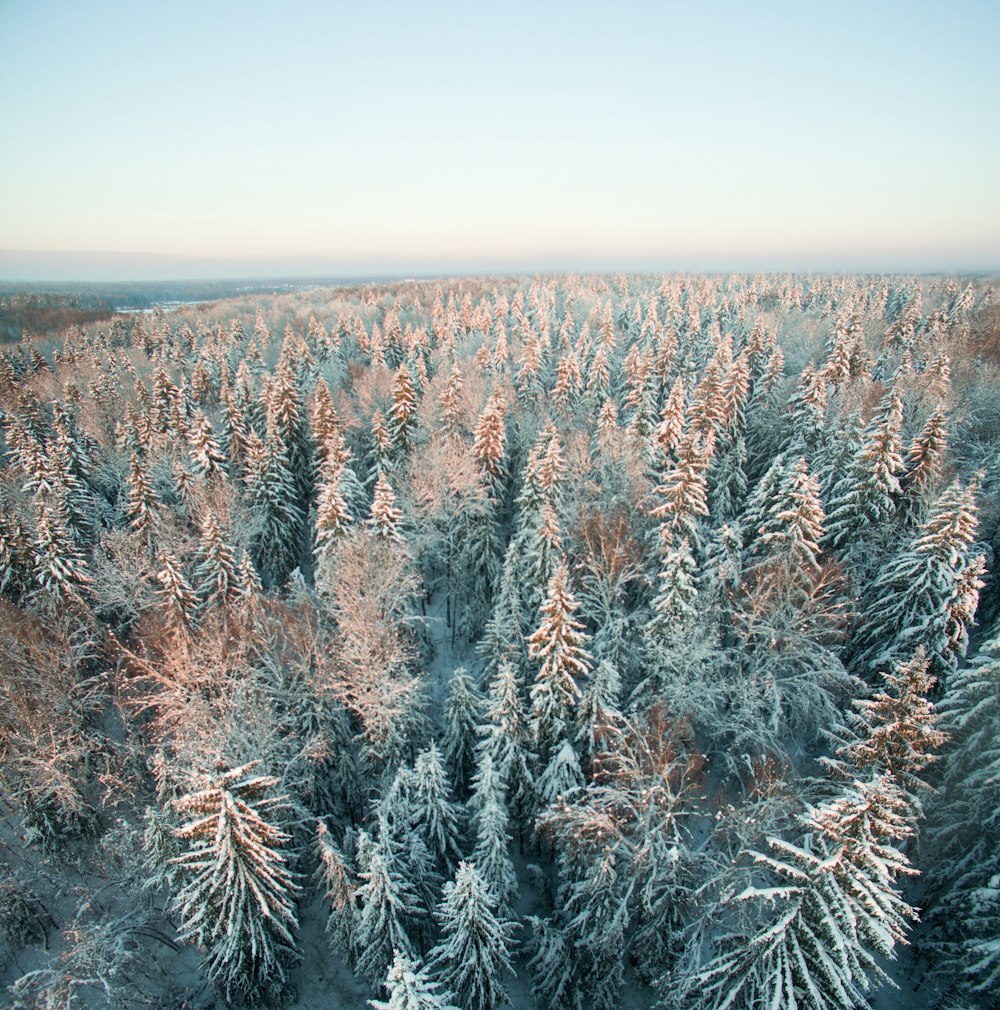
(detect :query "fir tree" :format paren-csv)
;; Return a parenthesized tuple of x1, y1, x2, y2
(170, 763, 300, 1003)
(412, 742, 464, 870)
(443, 668, 483, 796)
(355, 825, 420, 983)
(853, 477, 984, 683)
(428, 861, 517, 1010)
(368, 473, 406, 543)
(191, 513, 240, 614)
(528, 561, 592, 761)
(370, 951, 459, 1010)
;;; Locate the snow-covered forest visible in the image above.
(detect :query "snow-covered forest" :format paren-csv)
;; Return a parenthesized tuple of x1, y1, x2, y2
(1, 272, 999, 1010)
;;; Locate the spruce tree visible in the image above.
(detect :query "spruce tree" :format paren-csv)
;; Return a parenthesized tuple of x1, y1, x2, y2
(170, 763, 300, 1003)
(428, 861, 517, 1010)
(528, 561, 592, 762)
(370, 951, 459, 1010)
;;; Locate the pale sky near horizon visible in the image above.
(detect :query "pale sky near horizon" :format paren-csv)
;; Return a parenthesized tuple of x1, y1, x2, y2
(1, 0, 999, 280)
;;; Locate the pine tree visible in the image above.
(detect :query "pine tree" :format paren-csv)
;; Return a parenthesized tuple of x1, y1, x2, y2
(563, 848, 627, 1010)
(315, 820, 356, 959)
(428, 862, 517, 1010)
(412, 742, 463, 870)
(443, 668, 483, 796)
(244, 428, 304, 587)
(469, 754, 518, 915)
(32, 494, 92, 602)
(528, 562, 592, 761)
(476, 659, 534, 817)
(156, 551, 197, 628)
(125, 450, 158, 552)
(826, 649, 943, 814)
(825, 387, 905, 551)
(575, 658, 623, 766)
(472, 390, 507, 497)
(191, 513, 240, 614)
(853, 477, 984, 683)
(647, 537, 700, 644)
(187, 410, 227, 478)
(536, 738, 584, 806)
(355, 825, 420, 983)
(370, 951, 459, 1010)
(925, 629, 1000, 994)
(170, 763, 300, 1003)
(680, 774, 918, 1010)
(389, 365, 418, 452)
(368, 473, 406, 543)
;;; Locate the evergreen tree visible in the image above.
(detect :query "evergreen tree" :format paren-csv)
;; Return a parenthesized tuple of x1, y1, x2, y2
(853, 477, 984, 683)
(370, 951, 459, 1010)
(412, 742, 464, 870)
(125, 450, 158, 553)
(368, 473, 406, 544)
(316, 820, 356, 960)
(528, 561, 592, 761)
(428, 861, 517, 1010)
(680, 774, 918, 1010)
(170, 763, 300, 1003)
(187, 410, 227, 478)
(825, 387, 905, 551)
(443, 668, 483, 796)
(469, 754, 518, 915)
(156, 551, 197, 628)
(476, 659, 534, 817)
(355, 825, 420, 983)
(191, 513, 240, 614)
(244, 428, 304, 587)
(926, 629, 1000, 994)
(536, 738, 584, 806)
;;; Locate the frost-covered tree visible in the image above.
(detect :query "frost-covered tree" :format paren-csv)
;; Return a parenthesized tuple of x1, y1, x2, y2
(476, 659, 534, 817)
(191, 513, 240, 614)
(536, 738, 584, 806)
(170, 763, 300, 1003)
(443, 667, 483, 796)
(368, 473, 406, 544)
(412, 742, 463, 869)
(825, 387, 905, 552)
(925, 628, 1000, 994)
(528, 561, 592, 762)
(469, 754, 518, 915)
(677, 774, 918, 1010)
(853, 477, 984, 683)
(370, 950, 459, 1010)
(316, 820, 357, 959)
(355, 823, 420, 983)
(428, 861, 517, 1010)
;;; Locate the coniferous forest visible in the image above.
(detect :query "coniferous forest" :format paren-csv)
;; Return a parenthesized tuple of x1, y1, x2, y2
(2, 272, 1000, 1010)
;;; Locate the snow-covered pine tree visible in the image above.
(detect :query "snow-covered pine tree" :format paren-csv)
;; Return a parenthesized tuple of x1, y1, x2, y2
(852, 476, 984, 684)
(528, 561, 592, 762)
(170, 763, 300, 1003)
(825, 386, 905, 553)
(315, 820, 357, 960)
(443, 667, 483, 796)
(476, 659, 534, 818)
(187, 410, 227, 479)
(243, 427, 304, 587)
(412, 742, 463, 870)
(678, 773, 918, 1010)
(536, 738, 584, 807)
(924, 628, 1000, 994)
(389, 365, 417, 452)
(467, 752, 516, 898)
(355, 824, 420, 983)
(191, 512, 240, 614)
(370, 950, 459, 1010)
(125, 450, 158, 553)
(367, 473, 406, 544)
(428, 861, 517, 1010)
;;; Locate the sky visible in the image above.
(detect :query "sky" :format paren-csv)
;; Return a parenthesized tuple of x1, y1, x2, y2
(1, 0, 999, 280)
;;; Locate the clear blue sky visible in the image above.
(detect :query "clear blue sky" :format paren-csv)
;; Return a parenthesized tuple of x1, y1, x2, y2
(1, 0, 998, 279)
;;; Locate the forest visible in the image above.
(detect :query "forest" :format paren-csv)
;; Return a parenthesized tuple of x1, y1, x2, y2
(0, 272, 998, 1010)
